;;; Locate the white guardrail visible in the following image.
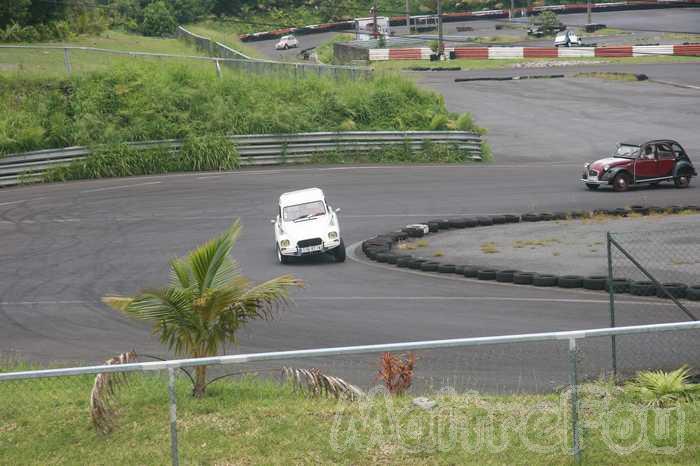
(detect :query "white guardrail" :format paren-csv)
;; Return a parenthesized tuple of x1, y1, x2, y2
(0, 131, 483, 187)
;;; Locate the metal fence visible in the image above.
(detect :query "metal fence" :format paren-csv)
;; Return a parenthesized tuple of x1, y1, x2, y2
(0, 44, 371, 80)
(0, 131, 483, 187)
(1, 321, 699, 464)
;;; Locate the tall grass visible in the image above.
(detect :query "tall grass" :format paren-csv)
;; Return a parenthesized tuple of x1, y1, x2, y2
(0, 62, 481, 156)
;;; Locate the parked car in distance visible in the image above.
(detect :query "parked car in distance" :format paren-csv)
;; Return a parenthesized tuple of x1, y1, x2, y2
(581, 139, 696, 192)
(273, 188, 345, 264)
(275, 35, 298, 50)
(554, 30, 582, 47)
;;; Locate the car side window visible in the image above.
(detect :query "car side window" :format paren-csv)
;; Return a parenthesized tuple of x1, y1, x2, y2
(671, 143, 686, 159)
(656, 143, 674, 160)
(642, 145, 654, 160)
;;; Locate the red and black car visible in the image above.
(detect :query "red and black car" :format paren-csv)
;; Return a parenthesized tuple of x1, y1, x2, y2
(581, 139, 696, 192)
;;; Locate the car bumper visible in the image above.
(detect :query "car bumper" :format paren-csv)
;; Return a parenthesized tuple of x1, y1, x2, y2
(580, 178, 605, 185)
(280, 239, 341, 257)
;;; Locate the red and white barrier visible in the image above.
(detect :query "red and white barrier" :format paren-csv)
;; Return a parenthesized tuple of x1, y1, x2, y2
(368, 44, 700, 61)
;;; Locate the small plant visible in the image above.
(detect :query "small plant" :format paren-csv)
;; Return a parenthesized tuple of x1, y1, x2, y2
(416, 239, 429, 248)
(283, 367, 363, 400)
(90, 351, 138, 434)
(480, 242, 499, 254)
(433, 249, 444, 257)
(626, 365, 699, 407)
(397, 242, 417, 251)
(377, 352, 415, 396)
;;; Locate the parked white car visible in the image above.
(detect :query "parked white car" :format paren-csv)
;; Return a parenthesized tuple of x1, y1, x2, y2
(273, 188, 345, 264)
(554, 30, 582, 47)
(275, 35, 298, 50)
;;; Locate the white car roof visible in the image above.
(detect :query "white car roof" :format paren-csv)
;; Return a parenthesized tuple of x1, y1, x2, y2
(279, 187, 325, 206)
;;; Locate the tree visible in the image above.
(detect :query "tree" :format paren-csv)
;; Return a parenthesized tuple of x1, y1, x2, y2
(531, 10, 561, 35)
(102, 220, 303, 397)
(140, 0, 177, 36)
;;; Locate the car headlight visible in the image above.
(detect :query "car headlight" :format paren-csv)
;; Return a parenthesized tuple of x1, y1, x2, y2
(603, 164, 610, 172)
(328, 231, 338, 240)
(584, 162, 590, 169)
(280, 239, 290, 248)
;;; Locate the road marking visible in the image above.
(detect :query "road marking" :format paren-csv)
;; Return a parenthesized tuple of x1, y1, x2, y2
(297, 296, 698, 307)
(0, 300, 90, 305)
(80, 181, 161, 193)
(0, 197, 46, 207)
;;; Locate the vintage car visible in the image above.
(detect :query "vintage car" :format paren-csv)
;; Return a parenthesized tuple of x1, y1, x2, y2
(554, 30, 582, 47)
(581, 139, 696, 192)
(272, 188, 345, 264)
(275, 35, 298, 50)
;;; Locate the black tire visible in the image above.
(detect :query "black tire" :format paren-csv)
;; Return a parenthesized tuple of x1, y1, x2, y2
(674, 173, 691, 189)
(397, 256, 413, 268)
(463, 218, 478, 228)
(552, 212, 568, 220)
(386, 254, 399, 265)
(558, 275, 583, 288)
(491, 215, 507, 225)
(277, 246, 290, 264)
(420, 261, 439, 272)
(408, 259, 427, 270)
(656, 283, 687, 299)
(463, 266, 480, 278)
(540, 213, 554, 221)
(437, 264, 456, 273)
(513, 272, 535, 285)
(533, 274, 558, 287)
(504, 214, 520, 223)
(583, 275, 607, 290)
(477, 269, 498, 280)
(586, 183, 600, 190)
(449, 218, 468, 229)
(630, 205, 650, 216)
(569, 211, 587, 219)
(477, 216, 494, 226)
(375, 252, 390, 263)
(434, 219, 450, 230)
(610, 278, 630, 293)
(613, 208, 628, 217)
(669, 205, 683, 213)
(522, 213, 542, 222)
(406, 227, 424, 238)
(686, 286, 700, 301)
(612, 173, 632, 192)
(630, 280, 656, 296)
(454, 265, 467, 275)
(428, 222, 440, 233)
(496, 269, 518, 283)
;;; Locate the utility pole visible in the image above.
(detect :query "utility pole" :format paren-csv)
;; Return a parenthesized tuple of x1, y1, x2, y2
(510, 0, 514, 21)
(437, 0, 443, 55)
(372, 0, 378, 39)
(406, 0, 410, 32)
(587, 0, 592, 24)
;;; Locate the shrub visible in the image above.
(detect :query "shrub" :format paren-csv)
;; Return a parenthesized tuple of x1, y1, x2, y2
(140, 1, 176, 37)
(626, 365, 699, 407)
(429, 114, 449, 130)
(377, 352, 416, 396)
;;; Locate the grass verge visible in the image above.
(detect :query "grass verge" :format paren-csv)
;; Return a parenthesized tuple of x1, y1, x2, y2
(316, 33, 355, 64)
(186, 21, 261, 59)
(0, 371, 697, 465)
(574, 72, 641, 81)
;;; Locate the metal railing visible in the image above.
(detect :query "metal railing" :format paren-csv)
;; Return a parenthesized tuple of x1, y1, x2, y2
(1, 320, 699, 465)
(0, 131, 483, 187)
(0, 44, 371, 80)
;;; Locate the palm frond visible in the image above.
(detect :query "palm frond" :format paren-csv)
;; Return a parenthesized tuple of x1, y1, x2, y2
(90, 351, 138, 434)
(169, 257, 192, 289)
(101, 296, 133, 311)
(188, 221, 241, 293)
(626, 365, 699, 407)
(233, 274, 304, 321)
(283, 367, 363, 400)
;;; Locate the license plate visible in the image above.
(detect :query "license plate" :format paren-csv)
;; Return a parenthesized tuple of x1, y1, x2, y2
(300, 245, 322, 253)
(588, 176, 598, 182)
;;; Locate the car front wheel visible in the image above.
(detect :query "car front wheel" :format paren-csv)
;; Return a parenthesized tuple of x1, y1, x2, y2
(612, 173, 631, 192)
(674, 173, 691, 188)
(332, 239, 346, 263)
(277, 246, 290, 264)
(585, 183, 600, 190)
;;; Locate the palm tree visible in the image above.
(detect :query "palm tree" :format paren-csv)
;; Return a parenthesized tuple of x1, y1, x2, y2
(102, 220, 303, 398)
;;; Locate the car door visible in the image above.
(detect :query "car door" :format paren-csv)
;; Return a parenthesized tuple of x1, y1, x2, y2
(656, 143, 675, 178)
(634, 144, 658, 181)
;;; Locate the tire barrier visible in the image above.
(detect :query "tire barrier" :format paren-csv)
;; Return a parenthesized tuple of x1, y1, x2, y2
(360, 205, 700, 299)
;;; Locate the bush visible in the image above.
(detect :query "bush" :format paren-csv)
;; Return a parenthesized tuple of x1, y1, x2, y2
(140, 1, 176, 37)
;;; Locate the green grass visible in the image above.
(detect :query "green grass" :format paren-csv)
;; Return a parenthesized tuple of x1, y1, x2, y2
(0, 30, 210, 78)
(186, 21, 262, 59)
(574, 72, 640, 82)
(0, 372, 698, 465)
(316, 33, 355, 65)
(375, 55, 700, 72)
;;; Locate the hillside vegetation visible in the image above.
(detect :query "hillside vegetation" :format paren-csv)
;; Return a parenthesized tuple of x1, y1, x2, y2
(0, 61, 479, 156)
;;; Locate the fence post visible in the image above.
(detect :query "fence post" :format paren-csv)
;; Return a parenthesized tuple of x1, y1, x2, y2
(606, 232, 617, 378)
(168, 368, 179, 466)
(214, 59, 222, 79)
(63, 48, 72, 75)
(569, 337, 582, 464)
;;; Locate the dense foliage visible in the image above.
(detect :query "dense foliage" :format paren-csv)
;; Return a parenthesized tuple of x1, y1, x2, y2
(0, 62, 477, 155)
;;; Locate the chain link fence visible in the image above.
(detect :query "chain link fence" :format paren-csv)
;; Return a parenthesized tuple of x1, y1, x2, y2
(2, 322, 699, 464)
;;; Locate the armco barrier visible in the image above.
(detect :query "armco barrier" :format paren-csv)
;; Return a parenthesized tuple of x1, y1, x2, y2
(369, 44, 700, 60)
(0, 131, 482, 187)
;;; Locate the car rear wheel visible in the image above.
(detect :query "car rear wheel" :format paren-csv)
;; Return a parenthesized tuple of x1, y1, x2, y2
(277, 246, 290, 264)
(674, 173, 691, 189)
(612, 173, 631, 192)
(585, 183, 599, 190)
(333, 239, 346, 263)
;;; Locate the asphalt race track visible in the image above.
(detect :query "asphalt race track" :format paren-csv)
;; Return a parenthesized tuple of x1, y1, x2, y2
(3, 8, 700, 389)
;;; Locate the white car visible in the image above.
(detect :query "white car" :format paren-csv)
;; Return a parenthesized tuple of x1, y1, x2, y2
(554, 30, 582, 47)
(275, 35, 298, 50)
(273, 188, 345, 264)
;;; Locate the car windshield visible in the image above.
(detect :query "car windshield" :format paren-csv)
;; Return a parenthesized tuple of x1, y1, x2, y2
(615, 145, 640, 158)
(283, 200, 326, 222)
